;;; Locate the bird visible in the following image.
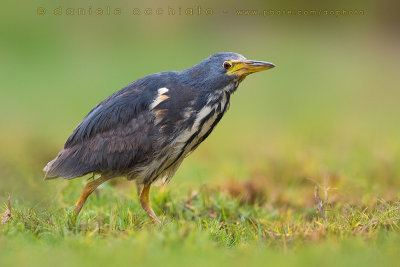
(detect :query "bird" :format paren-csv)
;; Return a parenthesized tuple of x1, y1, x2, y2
(43, 52, 275, 223)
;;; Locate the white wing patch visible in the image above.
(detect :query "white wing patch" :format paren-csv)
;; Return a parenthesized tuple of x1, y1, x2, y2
(151, 87, 169, 109)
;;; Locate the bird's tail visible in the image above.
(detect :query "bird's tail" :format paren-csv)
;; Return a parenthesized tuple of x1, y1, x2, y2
(43, 147, 94, 180)
(43, 158, 58, 180)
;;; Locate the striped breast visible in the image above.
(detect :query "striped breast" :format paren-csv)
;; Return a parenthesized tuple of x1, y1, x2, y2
(166, 91, 230, 166)
(140, 86, 232, 185)
(186, 91, 230, 153)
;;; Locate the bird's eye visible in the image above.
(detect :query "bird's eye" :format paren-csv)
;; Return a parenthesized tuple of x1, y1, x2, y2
(223, 61, 232, 70)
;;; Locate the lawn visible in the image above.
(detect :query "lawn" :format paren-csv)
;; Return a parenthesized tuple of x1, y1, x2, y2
(1, 1, 400, 266)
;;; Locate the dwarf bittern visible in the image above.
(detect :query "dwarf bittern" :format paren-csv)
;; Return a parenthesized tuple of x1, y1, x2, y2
(43, 52, 275, 223)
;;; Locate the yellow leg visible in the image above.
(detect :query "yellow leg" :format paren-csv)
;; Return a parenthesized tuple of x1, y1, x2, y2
(139, 184, 161, 224)
(74, 176, 110, 215)
(135, 180, 143, 197)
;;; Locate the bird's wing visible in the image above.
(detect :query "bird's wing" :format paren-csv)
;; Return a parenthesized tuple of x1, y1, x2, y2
(64, 87, 154, 148)
(44, 79, 162, 179)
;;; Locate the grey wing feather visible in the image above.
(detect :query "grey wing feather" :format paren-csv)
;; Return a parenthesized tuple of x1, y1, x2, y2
(44, 84, 157, 179)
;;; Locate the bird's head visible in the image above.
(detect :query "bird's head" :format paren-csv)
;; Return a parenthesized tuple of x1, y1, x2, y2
(181, 52, 275, 93)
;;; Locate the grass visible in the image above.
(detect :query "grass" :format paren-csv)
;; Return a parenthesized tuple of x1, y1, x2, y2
(1, 3, 400, 265)
(1, 159, 400, 266)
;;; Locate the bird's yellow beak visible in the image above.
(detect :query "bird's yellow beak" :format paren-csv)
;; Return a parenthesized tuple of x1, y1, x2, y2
(227, 60, 275, 76)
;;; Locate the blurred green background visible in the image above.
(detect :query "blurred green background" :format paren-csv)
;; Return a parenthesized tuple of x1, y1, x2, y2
(1, 0, 399, 201)
(0, 0, 400, 265)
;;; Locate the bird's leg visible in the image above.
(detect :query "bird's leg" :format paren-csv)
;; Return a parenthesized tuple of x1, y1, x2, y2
(139, 184, 161, 224)
(135, 180, 143, 197)
(74, 175, 110, 215)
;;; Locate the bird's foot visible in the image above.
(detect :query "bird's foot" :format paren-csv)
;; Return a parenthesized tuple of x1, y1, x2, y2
(147, 209, 162, 224)
(139, 184, 162, 224)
